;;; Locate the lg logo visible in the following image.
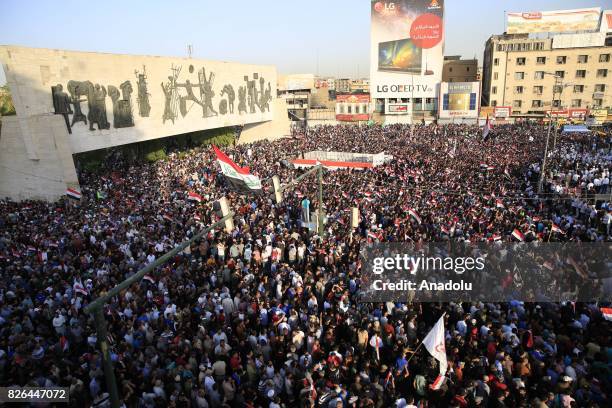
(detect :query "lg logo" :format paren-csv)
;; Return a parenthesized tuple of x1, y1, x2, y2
(374, 2, 395, 13)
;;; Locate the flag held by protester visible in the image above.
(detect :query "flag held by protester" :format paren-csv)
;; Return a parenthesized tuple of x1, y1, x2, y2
(423, 314, 448, 390)
(511, 229, 525, 242)
(482, 115, 492, 141)
(187, 191, 203, 203)
(66, 188, 82, 200)
(213, 145, 263, 194)
(407, 208, 422, 224)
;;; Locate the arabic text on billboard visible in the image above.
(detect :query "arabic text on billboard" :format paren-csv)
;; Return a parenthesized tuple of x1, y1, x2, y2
(370, 0, 445, 99)
(507, 8, 601, 34)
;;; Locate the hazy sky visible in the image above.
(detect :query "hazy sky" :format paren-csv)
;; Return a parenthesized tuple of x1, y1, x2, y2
(0, 0, 606, 84)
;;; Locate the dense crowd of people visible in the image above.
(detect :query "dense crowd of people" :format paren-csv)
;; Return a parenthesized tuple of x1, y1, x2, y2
(0, 122, 610, 407)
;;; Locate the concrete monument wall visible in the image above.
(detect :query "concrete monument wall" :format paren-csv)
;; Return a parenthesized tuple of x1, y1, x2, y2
(0, 46, 289, 201)
(0, 45, 277, 153)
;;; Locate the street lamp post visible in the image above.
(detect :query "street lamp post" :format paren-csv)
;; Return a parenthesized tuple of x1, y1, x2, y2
(538, 72, 572, 193)
(84, 211, 235, 408)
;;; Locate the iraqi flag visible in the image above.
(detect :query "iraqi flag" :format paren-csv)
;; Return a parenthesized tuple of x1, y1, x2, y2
(423, 314, 448, 390)
(73, 279, 88, 296)
(407, 208, 422, 224)
(66, 188, 82, 200)
(511, 229, 525, 242)
(551, 224, 565, 234)
(213, 145, 262, 194)
(601, 307, 612, 321)
(187, 191, 203, 203)
(482, 115, 492, 141)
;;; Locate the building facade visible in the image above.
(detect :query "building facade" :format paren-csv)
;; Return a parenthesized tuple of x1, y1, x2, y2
(482, 32, 611, 115)
(334, 78, 352, 94)
(442, 56, 478, 83)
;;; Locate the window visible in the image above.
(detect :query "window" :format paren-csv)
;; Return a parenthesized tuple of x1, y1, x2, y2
(533, 86, 543, 94)
(516, 57, 526, 65)
(515, 86, 524, 94)
(491, 100, 497, 107)
(467, 67, 470, 71)
(596, 69, 608, 78)
(578, 55, 588, 63)
(555, 70, 565, 78)
(494, 58, 499, 66)
(536, 56, 546, 64)
(575, 70, 586, 78)
(513, 100, 522, 108)
(493, 72, 499, 80)
(534, 71, 545, 80)
(600, 54, 610, 62)
(532, 100, 543, 108)
(571, 99, 581, 108)
(556, 56, 567, 64)
(534, 42, 544, 51)
(552, 100, 561, 107)
(347, 105, 352, 114)
(355, 105, 360, 114)
(492, 86, 497, 94)
(515, 72, 525, 80)
(593, 98, 603, 107)
(595, 84, 606, 92)
(338, 105, 344, 114)
(553, 85, 564, 94)
(573, 85, 584, 93)
(449, 67, 453, 72)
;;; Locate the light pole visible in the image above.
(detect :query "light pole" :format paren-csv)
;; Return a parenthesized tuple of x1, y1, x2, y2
(538, 72, 572, 193)
(84, 211, 234, 408)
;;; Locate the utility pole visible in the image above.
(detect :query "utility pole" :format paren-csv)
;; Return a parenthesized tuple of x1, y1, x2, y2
(539, 74, 569, 193)
(84, 211, 234, 408)
(274, 164, 325, 235)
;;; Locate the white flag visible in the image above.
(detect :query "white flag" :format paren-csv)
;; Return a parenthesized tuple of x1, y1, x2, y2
(422, 314, 447, 389)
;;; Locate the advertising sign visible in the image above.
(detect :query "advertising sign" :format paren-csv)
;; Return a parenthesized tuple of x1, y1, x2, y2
(439, 82, 479, 119)
(604, 10, 612, 33)
(370, 0, 445, 99)
(569, 108, 587, 119)
(507, 8, 601, 34)
(494, 106, 512, 118)
(336, 94, 370, 103)
(387, 104, 409, 113)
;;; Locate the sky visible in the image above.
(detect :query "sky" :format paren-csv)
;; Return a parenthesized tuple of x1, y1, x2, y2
(0, 0, 606, 84)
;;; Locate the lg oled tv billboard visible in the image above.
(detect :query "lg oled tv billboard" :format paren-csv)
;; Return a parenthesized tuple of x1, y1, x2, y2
(370, 0, 444, 99)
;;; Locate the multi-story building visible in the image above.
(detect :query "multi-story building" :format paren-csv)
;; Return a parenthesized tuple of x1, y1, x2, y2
(350, 79, 370, 93)
(334, 78, 351, 94)
(482, 9, 612, 116)
(442, 56, 478, 83)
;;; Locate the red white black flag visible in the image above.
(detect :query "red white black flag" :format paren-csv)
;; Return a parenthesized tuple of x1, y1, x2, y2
(213, 145, 262, 194)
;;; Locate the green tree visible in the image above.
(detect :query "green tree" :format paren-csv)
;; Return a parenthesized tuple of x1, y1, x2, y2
(0, 84, 16, 116)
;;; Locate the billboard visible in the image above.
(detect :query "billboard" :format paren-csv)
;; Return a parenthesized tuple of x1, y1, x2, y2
(370, 0, 445, 99)
(494, 106, 512, 118)
(438, 82, 479, 119)
(506, 8, 601, 34)
(603, 10, 612, 33)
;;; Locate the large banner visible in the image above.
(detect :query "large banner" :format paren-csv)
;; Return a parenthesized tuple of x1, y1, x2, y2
(370, 0, 444, 99)
(438, 82, 479, 119)
(507, 8, 601, 34)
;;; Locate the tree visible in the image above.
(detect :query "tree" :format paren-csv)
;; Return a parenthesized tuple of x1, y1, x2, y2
(0, 84, 16, 116)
